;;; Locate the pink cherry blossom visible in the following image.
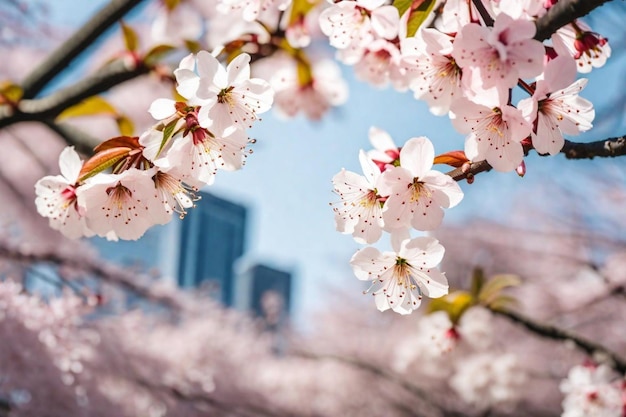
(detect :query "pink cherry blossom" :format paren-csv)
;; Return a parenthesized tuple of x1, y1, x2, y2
(76, 168, 169, 241)
(378, 136, 464, 231)
(450, 97, 531, 172)
(34, 147, 92, 239)
(518, 56, 594, 155)
(560, 364, 624, 417)
(452, 13, 544, 97)
(331, 151, 387, 244)
(218, 0, 291, 22)
(366, 126, 400, 172)
(552, 21, 611, 73)
(402, 28, 462, 116)
(353, 39, 405, 89)
(174, 51, 274, 135)
(270, 58, 348, 120)
(152, 170, 198, 219)
(150, 2, 204, 47)
(350, 235, 448, 314)
(319, 0, 399, 51)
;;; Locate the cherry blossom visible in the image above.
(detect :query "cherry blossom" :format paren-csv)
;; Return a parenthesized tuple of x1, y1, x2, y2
(174, 51, 274, 135)
(560, 364, 624, 417)
(452, 13, 544, 99)
(161, 115, 250, 185)
(76, 168, 169, 240)
(518, 56, 595, 155)
(331, 150, 387, 244)
(434, 0, 485, 34)
(450, 352, 527, 411)
(34, 147, 92, 239)
(152, 170, 198, 219)
(366, 126, 400, 172)
(150, 2, 204, 47)
(379, 136, 464, 231)
(401, 28, 462, 116)
(552, 21, 611, 73)
(319, 0, 399, 52)
(450, 97, 531, 172)
(353, 39, 405, 89)
(351, 235, 448, 314)
(218, 0, 291, 22)
(269, 57, 348, 120)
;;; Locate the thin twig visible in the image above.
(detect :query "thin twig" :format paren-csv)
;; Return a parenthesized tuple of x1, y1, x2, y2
(0, 244, 181, 311)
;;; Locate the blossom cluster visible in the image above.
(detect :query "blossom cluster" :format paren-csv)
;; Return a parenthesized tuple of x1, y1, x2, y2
(35, 51, 273, 241)
(332, 128, 463, 314)
(325, 0, 610, 314)
(393, 307, 527, 410)
(560, 363, 626, 417)
(320, 0, 603, 171)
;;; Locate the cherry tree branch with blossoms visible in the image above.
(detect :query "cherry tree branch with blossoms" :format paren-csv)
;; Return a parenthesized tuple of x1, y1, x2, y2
(492, 307, 626, 375)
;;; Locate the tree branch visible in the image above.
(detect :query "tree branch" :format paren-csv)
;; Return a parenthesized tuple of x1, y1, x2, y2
(534, 0, 614, 41)
(492, 308, 626, 375)
(0, 61, 149, 129)
(445, 135, 626, 182)
(0, 243, 181, 311)
(20, 0, 146, 99)
(561, 135, 626, 159)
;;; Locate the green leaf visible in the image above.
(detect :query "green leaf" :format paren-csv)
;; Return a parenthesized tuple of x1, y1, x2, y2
(144, 44, 176, 66)
(121, 22, 139, 52)
(488, 295, 520, 311)
(184, 39, 202, 54)
(427, 291, 474, 325)
(56, 96, 117, 120)
(393, 0, 413, 18)
(157, 118, 180, 157)
(470, 267, 485, 298)
(406, 0, 437, 37)
(478, 274, 521, 306)
(116, 115, 135, 136)
(288, 0, 320, 26)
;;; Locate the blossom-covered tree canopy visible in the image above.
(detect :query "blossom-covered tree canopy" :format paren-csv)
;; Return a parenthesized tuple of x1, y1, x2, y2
(0, 0, 625, 416)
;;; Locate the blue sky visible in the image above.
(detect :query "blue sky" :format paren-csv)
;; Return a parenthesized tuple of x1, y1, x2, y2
(42, 0, 626, 324)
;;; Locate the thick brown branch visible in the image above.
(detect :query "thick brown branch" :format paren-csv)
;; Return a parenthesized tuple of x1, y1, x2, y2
(561, 135, 626, 159)
(492, 308, 626, 374)
(20, 0, 146, 99)
(0, 61, 149, 129)
(534, 0, 614, 41)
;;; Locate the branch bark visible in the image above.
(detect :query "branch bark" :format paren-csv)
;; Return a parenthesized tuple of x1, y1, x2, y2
(492, 308, 626, 375)
(20, 0, 146, 99)
(534, 0, 614, 41)
(445, 135, 626, 182)
(0, 244, 181, 311)
(0, 61, 149, 129)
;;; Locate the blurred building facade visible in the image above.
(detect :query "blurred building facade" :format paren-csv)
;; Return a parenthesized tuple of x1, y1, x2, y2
(90, 191, 292, 317)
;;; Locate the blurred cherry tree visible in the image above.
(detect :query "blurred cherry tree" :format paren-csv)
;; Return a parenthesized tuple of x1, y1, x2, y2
(1, 0, 625, 416)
